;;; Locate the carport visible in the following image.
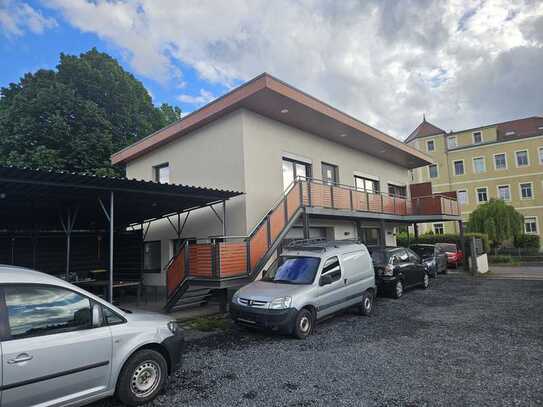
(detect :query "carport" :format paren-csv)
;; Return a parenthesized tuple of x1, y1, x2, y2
(0, 166, 241, 301)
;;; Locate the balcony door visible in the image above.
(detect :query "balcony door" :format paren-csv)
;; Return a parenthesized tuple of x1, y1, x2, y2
(282, 158, 311, 191)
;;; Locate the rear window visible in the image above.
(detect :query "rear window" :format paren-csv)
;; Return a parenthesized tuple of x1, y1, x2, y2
(410, 246, 434, 257)
(437, 243, 457, 252)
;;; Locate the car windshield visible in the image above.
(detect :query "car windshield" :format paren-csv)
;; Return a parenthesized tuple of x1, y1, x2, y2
(411, 246, 434, 257)
(262, 256, 320, 284)
(437, 243, 457, 252)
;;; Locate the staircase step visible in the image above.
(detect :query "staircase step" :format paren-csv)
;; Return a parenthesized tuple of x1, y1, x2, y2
(177, 292, 212, 303)
(169, 298, 210, 311)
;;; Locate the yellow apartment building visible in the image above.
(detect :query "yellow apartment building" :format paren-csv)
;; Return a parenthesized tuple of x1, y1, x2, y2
(405, 116, 543, 247)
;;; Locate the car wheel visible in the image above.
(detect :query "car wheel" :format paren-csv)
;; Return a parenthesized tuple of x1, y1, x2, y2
(358, 290, 374, 316)
(293, 308, 313, 339)
(393, 280, 403, 299)
(116, 349, 168, 406)
(421, 273, 430, 289)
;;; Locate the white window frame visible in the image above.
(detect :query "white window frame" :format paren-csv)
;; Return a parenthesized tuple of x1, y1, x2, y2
(515, 149, 530, 167)
(453, 159, 465, 176)
(539, 146, 543, 165)
(524, 216, 539, 235)
(457, 189, 468, 205)
(426, 139, 435, 152)
(476, 186, 489, 203)
(447, 135, 457, 149)
(493, 152, 508, 170)
(519, 182, 534, 200)
(433, 223, 444, 235)
(496, 184, 511, 202)
(472, 131, 483, 144)
(428, 164, 439, 179)
(153, 162, 170, 184)
(472, 156, 486, 174)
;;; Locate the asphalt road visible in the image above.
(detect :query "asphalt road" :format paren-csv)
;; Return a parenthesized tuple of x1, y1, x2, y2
(96, 275, 543, 407)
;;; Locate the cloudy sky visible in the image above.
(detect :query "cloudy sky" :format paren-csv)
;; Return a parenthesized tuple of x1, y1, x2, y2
(1, 0, 542, 139)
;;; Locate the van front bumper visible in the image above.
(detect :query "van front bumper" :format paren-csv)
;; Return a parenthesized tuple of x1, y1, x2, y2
(230, 303, 298, 333)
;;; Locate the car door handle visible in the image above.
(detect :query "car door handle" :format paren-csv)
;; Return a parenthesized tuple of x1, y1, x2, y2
(344, 278, 348, 285)
(7, 353, 33, 364)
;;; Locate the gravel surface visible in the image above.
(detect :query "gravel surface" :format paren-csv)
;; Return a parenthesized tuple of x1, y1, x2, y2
(93, 275, 543, 407)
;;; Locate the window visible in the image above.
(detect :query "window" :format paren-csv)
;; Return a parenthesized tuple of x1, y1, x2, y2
(457, 190, 468, 205)
(447, 136, 457, 149)
(262, 256, 321, 285)
(520, 183, 533, 199)
(143, 241, 161, 273)
(476, 187, 488, 203)
(453, 160, 464, 176)
(321, 257, 342, 283)
(4, 285, 91, 339)
(354, 175, 380, 193)
(505, 131, 515, 136)
(472, 131, 483, 144)
(539, 147, 543, 165)
(388, 184, 407, 198)
(516, 150, 529, 167)
(154, 163, 170, 183)
(282, 158, 311, 190)
(322, 162, 338, 185)
(102, 305, 125, 326)
(473, 157, 486, 174)
(428, 164, 438, 178)
(494, 153, 507, 170)
(433, 223, 444, 235)
(524, 217, 538, 234)
(426, 139, 435, 152)
(497, 185, 511, 201)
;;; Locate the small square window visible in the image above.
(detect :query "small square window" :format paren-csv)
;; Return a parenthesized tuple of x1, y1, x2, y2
(520, 183, 533, 199)
(428, 164, 438, 178)
(454, 160, 464, 176)
(497, 185, 510, 201)
(472, 131, 483, 144)
(473, 157, 486, 174)
(505, 131, 515, 136)
(477, 187, 488, 203)
(539, 147, 543, 165)
(154, 163, 170, 183)
(457, 190, 468, 205)
(524, 217, 538, 234)
(426, 140, 435, 152)
(516, 150, 529, 167)
(433, 223, 444, 235)
(447, 136, 457, 149)
(494, 153, 507, 169)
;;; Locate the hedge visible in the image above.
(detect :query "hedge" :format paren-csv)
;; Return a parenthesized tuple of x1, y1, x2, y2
(397, 232, 489, 253)
(513, 234, 540, 249)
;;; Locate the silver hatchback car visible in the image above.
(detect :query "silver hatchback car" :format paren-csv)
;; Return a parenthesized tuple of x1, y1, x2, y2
(230, 240, 376, 339)
(0, 266, 184, 407)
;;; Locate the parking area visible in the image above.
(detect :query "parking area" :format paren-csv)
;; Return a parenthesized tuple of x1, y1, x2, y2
(96, 274, 543, 407)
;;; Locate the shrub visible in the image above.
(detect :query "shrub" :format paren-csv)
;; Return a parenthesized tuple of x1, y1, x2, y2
(513, 234, 540, 249)
(488, 255, 513, 264)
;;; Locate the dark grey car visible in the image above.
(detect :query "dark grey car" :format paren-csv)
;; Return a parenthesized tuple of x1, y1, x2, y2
(409, 244, 448, 277)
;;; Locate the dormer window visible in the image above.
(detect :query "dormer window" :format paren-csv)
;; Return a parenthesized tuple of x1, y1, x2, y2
(472, 131, 483, 144)
(505, 131, 515, 136)
(447, 136, 457, 149)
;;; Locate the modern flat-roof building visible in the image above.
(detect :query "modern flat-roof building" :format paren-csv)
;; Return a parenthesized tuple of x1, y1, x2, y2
(405, 115, 543, 246)
(112, 73, 460, 310)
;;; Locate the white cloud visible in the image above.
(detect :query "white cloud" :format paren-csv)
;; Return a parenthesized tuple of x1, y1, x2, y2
(177, 89, 215, 105)
(44, 0, 543, 138)
(0, 0, 57, 37)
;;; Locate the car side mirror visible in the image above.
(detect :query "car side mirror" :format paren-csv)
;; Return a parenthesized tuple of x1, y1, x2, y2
(319, 274, 333, 286)
(92, 305, 102, 328)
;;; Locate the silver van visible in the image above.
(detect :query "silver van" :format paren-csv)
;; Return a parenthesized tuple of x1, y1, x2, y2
(0, 266, 184, 407)
(230, 240, 376, 339)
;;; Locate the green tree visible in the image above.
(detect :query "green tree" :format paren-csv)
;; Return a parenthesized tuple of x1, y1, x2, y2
(0, 48, 181, 175)
(467, 199, 524, 249)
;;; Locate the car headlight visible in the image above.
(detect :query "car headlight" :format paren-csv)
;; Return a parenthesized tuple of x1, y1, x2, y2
(167, 320, 180, 334)
(269, 296, 292, 310)
(231, 290, 240, 303)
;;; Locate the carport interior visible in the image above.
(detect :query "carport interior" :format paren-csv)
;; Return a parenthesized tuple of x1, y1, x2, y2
(0, 166, 241, 301)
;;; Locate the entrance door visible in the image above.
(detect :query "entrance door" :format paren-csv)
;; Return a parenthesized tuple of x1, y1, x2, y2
(282, 158, 311, 191)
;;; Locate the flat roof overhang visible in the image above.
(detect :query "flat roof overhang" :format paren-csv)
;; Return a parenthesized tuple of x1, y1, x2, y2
(112, 74, 432, 169)
(0, 166, 242, 231)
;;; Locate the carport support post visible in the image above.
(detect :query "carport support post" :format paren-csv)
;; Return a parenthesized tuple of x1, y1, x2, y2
(109, 191, 114, 303)
(303, 209, 310, 239)
(222, 200, 227, 236)
(459, 220, 468, 272)
(414, 223, 419, 239)
(379, 219, 386, 249)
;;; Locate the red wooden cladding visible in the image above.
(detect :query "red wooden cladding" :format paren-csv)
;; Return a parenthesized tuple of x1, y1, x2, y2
(309, 182, 333, 208)
(301, 182, 310, 206)
(394, 197, 407, 215)
(269, 204, 286, 241)
(189, 244, 213, 277)
(249, 222, 269, 270)
(167, 247, 185, 296)
(219, 242, 247, 277)
(382, 195, 394, 214)
(352, 190, 368, 211)
(367, 193, 382, 212)
(286, 184, 301, 218)
(332, 186, 350, 210)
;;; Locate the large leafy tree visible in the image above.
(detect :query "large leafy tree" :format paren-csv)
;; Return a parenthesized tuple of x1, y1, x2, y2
(467, 199, 524, 249)
(0, 48, 181, 175)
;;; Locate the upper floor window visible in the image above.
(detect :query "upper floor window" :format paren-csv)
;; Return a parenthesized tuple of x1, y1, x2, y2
(428, 164, 438, 179)
(355, 175, 380, 194)
(447, 136, 457, 149)
(282, 157, 311, 190)
(322, 162, 338, 185)
(539, 147, 543, 165)
(497, 185, 511, 201)
(388, 184, 407, 198)
(476, 187, 488, 203)
(473, 157, 486, 174)
(505, 131, 515, 136)
(520, 183, 533, 199)
(426, 140, 435, 152)
(494, 153, 507, 170)
(516, 150, 529, 167)
(524, 217, 538, 234)
(433, 223, 444, 235)
(472, 131, 483, 144)
(453, 160, 465, 176)
(154, 163, 170, 184)
(457, 190, 468, 205)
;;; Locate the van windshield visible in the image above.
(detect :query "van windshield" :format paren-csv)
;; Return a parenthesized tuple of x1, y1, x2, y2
(262, 256, 320, 285)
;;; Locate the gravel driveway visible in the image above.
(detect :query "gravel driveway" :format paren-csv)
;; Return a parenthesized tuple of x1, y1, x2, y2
(94, 275, 543, 407)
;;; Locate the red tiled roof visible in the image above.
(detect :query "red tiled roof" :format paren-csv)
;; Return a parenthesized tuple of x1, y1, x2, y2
(404, 119, 445, 143)
(496, 116, 543, 141)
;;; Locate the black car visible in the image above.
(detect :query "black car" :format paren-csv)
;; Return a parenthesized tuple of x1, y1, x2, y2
(369, 247, 429, 298)
(409, 244, 448, 278)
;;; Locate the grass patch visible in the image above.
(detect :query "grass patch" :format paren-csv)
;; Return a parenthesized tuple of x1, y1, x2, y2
(187, 316, 230, 332)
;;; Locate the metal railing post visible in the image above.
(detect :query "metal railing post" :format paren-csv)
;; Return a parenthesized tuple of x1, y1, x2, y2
(246, 238, 251, 274)
(349, 189, 353, 211)
(184, 240, 190, 278)
(266, 215, 272, 248)
(307, 180, 312, 207)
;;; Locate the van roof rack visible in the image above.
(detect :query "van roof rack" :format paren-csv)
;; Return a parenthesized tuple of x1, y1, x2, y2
(285, 238, 360, 252)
